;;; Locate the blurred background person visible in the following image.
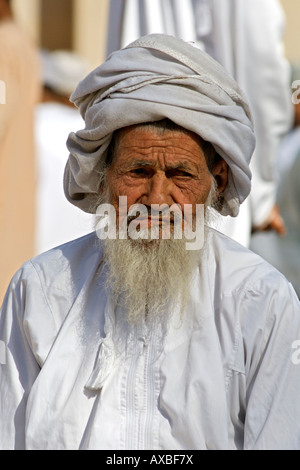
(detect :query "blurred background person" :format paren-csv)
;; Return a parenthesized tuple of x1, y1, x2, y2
(0, 0, 41, 302)
(250, 64, 300, 297)
(35, 50, 95, 255)
(106, 0, 292, 247)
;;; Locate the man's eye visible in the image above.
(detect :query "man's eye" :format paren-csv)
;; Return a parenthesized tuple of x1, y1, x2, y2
(129, 168, 148, 176)
(168, 169, 193, 178)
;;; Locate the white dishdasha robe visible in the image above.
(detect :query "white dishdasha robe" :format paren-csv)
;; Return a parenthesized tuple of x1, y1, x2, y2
(1, 228, 300, 450)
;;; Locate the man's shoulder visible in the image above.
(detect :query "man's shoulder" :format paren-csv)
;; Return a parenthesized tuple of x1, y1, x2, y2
(207, 228, 300, 337)
(9, 232, 102, 296)
(30, 231, 101, 276)
(207, 227, 291, 294)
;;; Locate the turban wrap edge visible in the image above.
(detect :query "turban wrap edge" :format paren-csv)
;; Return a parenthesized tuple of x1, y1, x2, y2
(64, 34, 256, 217)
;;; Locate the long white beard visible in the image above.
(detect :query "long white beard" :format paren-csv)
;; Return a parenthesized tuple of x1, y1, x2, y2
(97, 178, 218, 325)
(102, 234, 203, 326)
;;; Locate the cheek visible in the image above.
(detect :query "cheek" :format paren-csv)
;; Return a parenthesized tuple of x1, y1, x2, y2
(199, 182, 213, 204)
(107, 176, 143, 209)
(179, 179, 212, 206)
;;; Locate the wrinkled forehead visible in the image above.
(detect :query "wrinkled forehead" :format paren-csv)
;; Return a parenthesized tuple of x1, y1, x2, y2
(107, 121, 216, 171)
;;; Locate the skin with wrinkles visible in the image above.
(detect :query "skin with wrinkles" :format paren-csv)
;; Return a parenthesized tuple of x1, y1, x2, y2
(101, 124, 229, 324)
(106, 125, 228, 226)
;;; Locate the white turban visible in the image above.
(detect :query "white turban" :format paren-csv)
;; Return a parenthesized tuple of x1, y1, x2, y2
(65, 34, 255, 216)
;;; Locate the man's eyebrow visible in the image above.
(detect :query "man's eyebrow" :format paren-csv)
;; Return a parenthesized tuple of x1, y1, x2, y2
(127, 159, 198, 171)
(168, 162, 196, 171)
(127, 159, 154, 168)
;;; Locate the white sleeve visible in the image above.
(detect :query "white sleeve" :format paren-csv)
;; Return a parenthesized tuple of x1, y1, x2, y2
(0, 263, 57, 450)
(240, 273, 300, 449)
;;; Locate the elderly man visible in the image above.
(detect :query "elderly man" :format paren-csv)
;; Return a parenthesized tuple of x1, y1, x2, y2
(1, 34, 300, 451)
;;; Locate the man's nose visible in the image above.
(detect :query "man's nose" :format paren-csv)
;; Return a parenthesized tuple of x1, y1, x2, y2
(143, 173, 173, 206)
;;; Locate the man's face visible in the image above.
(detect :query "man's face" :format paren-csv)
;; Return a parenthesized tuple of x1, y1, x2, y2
(106, 125, 214, 233)
(102, 124, 224, 324)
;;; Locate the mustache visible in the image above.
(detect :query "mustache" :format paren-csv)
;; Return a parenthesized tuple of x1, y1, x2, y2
(126, 204, 182, 225)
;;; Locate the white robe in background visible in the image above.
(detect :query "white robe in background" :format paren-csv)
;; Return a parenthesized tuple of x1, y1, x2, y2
(1, 228, 300, 450)
(106, 0, 292, 246)
(250, 128, 300, 298)
(35, 102, 95, 255)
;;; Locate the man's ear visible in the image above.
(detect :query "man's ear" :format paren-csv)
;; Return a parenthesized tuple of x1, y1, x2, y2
(212, 157, 228, 195)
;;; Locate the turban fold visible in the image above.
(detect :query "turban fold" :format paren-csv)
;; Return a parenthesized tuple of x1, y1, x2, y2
(65, 34, 255, 216)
